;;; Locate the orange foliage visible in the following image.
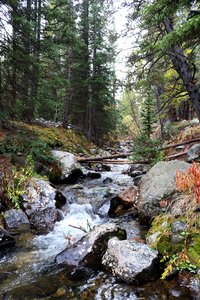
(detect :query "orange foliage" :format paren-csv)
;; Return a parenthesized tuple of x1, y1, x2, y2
(176, 162, 200, 204)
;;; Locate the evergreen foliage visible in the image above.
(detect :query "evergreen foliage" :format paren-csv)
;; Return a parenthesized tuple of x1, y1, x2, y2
(0, 0, 117, 143)
(140, 94, 155, 137)
(124, 0, 200, 134)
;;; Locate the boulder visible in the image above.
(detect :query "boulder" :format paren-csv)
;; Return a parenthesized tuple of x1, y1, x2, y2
(29, 207, 61, 234)
(3, 209, 30, 231)
(187, 144, 200, 162)
(22, 178, 57, 215)
(123, 164, 150, 177)
(55, 223, 126, 270)
(108, 186, 138, 217)
(51, 151, 83, 183)
(137, 160, 190, 223)
(21, 178, 65, 233)
(0, 227, 15, 250)
(102, 237, 160, 284)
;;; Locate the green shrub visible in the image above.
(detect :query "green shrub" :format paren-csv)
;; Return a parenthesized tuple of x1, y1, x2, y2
(131, 134, 164, 164)
(1, 165, 33, 209)
(29, 140, 55, 165)
(0, 130, 56, 167)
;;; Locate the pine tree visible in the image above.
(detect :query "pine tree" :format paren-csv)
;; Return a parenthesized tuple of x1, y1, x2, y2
(140, 93, 155, 138)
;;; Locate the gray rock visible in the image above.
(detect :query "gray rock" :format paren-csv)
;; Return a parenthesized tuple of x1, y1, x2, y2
(3, 209, 30, 231)
(51, 151, 83, 183)
(29, 207, 60, 234)
(55, 223, 126, 270)
(190, 118, 199, 126)
(146, 231, 161, 245)
(102, 237, 159, 284)
(22, 178, 57, 215)
(171, 221, 187, 234)
(171, 221, 187, 244)
(124, 164, 150, 177)
(190, 277, 200, 297)
(137, 160, 190, 223)
(187, 144, 200, 161)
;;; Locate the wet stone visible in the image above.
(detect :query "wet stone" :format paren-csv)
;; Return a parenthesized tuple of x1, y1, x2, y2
(4, 209, 30, 231)
(102, 237, 160, 284)
(55, 223, 127, 270)
(29, 207, 60, 234)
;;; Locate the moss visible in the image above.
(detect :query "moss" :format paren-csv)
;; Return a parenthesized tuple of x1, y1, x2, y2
(147, 214, 173, 253)
(147, 214, 173, 240)
(188, 235, 200, 267)
(157, 235, 172, 254)
(116, 228, 127, 240)
(9, 121, 95, 155)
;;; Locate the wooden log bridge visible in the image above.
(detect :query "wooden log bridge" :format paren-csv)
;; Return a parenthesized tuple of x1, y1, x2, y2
(77, 137, 200, 164)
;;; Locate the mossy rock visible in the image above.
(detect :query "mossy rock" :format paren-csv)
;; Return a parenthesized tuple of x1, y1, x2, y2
(188, 234, 200, 267)
(157, 235, 172, 254)
(147, 214, 173, 237)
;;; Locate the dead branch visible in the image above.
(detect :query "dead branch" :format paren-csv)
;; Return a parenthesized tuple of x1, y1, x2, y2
(165, 151, 188, 160)
(68, 224, 88, 233)
(77, 153, 132, 162)
(162, 138, 200, 150)
(82, 159, 149, 164)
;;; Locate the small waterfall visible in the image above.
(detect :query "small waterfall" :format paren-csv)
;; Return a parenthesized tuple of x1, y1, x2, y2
(33, 203, 102, 260)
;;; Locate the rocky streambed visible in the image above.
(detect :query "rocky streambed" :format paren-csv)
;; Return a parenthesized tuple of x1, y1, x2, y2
(0, 152, 199, 299)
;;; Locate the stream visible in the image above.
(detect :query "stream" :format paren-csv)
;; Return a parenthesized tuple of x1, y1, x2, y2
(0, 163, 194, 300)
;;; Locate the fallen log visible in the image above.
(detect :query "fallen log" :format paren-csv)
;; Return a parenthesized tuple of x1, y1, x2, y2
(77, 137, 199, 164)
(165, 151, 188, 160)
(77, 153, 132, 162)
(80, 159, 150, 164)
(162, 137, 200, 150)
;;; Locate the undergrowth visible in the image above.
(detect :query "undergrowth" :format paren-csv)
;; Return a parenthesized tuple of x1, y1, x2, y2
(131, 134, 164, 164)
(147, 164, 200, 280)
(1, 157, 34, 209)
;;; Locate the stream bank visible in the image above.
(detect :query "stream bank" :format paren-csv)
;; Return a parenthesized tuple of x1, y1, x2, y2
(0, 154, 199, 299)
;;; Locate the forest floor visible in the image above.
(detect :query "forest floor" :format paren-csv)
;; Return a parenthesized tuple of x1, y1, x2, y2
(163, 120, 200, 159)
(0, 120, 95, 178)
(0, 119, 200, 176)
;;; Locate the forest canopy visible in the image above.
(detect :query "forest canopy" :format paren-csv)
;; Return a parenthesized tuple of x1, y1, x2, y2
(0, 0, 200, 142)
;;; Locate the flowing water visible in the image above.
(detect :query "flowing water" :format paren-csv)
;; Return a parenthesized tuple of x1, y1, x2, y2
(0, 164, 195, 299)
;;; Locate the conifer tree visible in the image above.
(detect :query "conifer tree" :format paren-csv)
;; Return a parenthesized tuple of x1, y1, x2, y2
(140, 93, 155, 138)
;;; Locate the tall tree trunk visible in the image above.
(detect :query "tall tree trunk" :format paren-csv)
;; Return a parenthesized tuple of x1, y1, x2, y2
(0, 57, 2, 128)
(11, 0, 18, 109)
(89, 5, 97, 140)
(22, 0, 31, 121)
(82, 0, 90, 135)
(30, 0, 41, 120)
(63, 45, 73, 128)
(164, 18, 200, 120)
